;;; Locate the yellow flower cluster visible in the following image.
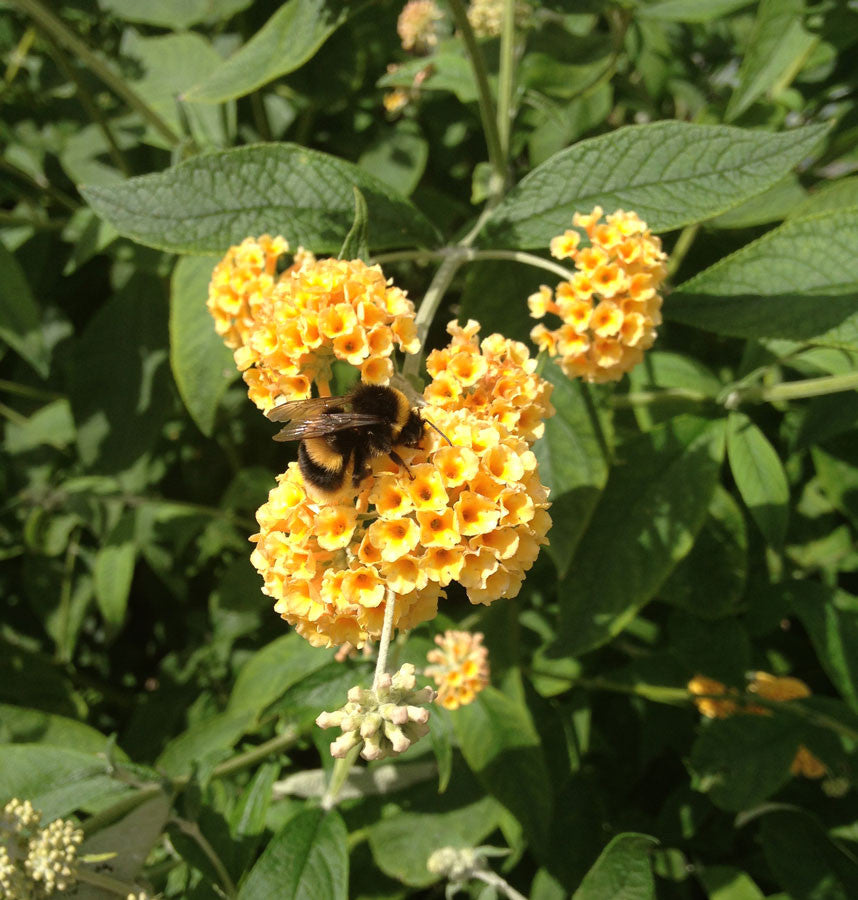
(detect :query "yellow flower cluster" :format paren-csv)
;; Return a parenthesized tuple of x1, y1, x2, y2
(208, 238, 420, 411)
(0, 799, 83, 899)
(425, 630, 490, 709)
(467, 0, 532, 37)
(688, 672, 827, 780)
(425, 320, 554, 444)
(397, 0, 444, 53)
(250, 332, 552, 648)
(528, 207, 667, 383)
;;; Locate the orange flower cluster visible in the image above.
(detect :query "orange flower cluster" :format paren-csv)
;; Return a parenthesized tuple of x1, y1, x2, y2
(528, 207, 667, 383)
(250, 331, 552, 648)
(425, 630, 490, 710)
(208, 237, 420, 411)
(425, 320, 554, 444)
(397, 0, 443, 53)
(688, 672, 827, 780)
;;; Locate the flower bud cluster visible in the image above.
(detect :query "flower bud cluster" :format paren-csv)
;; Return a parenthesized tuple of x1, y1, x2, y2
(529, 206, 667, 382)
(316, 664, 436, 760)
(689, 672, 827, 779)
(397, 0, 444, 53)
(467, 0, 532, 37)
(426, 630, 490, 710)
(208, 239, 420, 410)
(0, 799, 83, 899)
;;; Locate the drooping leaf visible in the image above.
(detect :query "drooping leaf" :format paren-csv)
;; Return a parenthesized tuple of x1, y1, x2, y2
(339, 187, 370, 263)
(453, 684, 552, 849)
(727, 413, 790, 550)
(99, 0, 251, 29)
(170, 255, 236, 436)
(573, 833, 657, 899)
(480, 122, 828, 248)
(81, 144, 438, 255)
(185, 0, 355, 104)
(638, 0, 754, 22)
(93, 509, 137, 627)
(238, 807, 348, 900)
(0, 705, 125, 756)
(155, 710, 255, 776)
(554, 417, 726, 655)
(726, 0, 817, 122)
(0, 243, 50, 377)
(787, 580, 858, 713)
(533, 362, 611, 576)
(668, 208, 858, 349)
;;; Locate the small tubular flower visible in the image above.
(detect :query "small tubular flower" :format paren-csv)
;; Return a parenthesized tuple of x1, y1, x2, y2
(425, 320, 554, 443)
(689, 672, 827, 780)
(0, 799, 83, 899)
(529, 207, 668, 383)
(425, 630, 490, 709)
(316, 664, 436, 760)
(251, 326, 552, 648)
(208, 244, 420, 411)
(397, 0, 444, 53)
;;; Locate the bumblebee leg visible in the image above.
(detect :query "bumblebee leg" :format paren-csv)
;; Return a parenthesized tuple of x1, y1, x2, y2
(388, 449, 414, 480)
(351, 443, 372, 488)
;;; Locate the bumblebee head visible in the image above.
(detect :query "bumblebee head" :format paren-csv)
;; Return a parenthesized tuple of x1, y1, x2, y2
(397, 410, 425, 447)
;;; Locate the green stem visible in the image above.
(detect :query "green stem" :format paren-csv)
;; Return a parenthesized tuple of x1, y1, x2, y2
(55, 526, 80, 664)
(0, 378, 64, 400)
(496, 0, 517, 163)
(476, 871, 529, 900)
(371, 249, 445, 267)
(403, 249, 469, 379)
(0, 211, 67, 229)
(46, 36, 131, 177)
(666, 223, 700, 279)
(447, 0, 506, 192)
(611, 388, 713, 408)
(321, 744, 362, 810)
(373, 589, 397, 690)
(77, 866, 147, 897)
(0, 400, 28, 426)
(171, 817, 237, 898)
(732, 371, 858, 406)
(0, 157, 78, 212)
(465, 248, 575, 280)
(12, 0, 181, 147)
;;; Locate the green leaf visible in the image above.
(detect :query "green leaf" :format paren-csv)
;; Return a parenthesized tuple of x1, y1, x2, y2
(81, 144, 438, 255)
(638, 0, 754, 22)
(480, 122, 828, 248)
(668, 208, 858, 348)
(0, 745, 130, 820)
(99, 0, 251, 28)
(453, 685, 552, 848)
(572, 833, 658, 900)
(727, 413, 789, 550)
(93, 509, 137, 627)
(689, 715, 802, 811)
(358, 125, 429, 198)
(185, 0, 354, 104)
(554, 417, 726, 655)
(0, 243, 50, 377)
(706, 175, 807, 229)
(0, 704, 125, 756)
(5, 399, 75, 453)
(787, 581, 858, 712)
(155, 710, 255, 776)
(119, 31, 230, 148)
(69, 274, 171, 472)
(726, 0, 817, 122)
(368, 794, 502, 887)
(338, 187, 370, 263)
(790, 175, 858, 219)
(170, 255, 236, 436)
(760, 809, 858, 899)
(238, 807, 348, 900)
(697, 866, 766, 900)
(378, 47, 480, 104)
(533, 362, 611, 576)
(227, 633, 334, 717)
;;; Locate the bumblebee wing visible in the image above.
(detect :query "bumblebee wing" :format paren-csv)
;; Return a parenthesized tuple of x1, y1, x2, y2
(272, 412, 387, 442)
(266, 396, 349, 423)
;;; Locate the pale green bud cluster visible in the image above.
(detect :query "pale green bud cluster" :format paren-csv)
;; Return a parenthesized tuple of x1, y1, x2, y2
(316, 663, 436, 760)
(0, 799, 83, 899)
(426, 846, 484, 882)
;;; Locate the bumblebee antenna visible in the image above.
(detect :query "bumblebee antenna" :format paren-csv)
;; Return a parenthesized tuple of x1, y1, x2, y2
(424, 417, 453, 446)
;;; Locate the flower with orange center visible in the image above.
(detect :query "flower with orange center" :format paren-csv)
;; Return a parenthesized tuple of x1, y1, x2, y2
(426, 630, 490, 710)
(397, 0, 444, 53)
(368, 517, 421, 562)
(549, 229, 580, 260)
(528, 207, 668, 383)
(208, 247, 420, 410)
(425, 320, 554, 443)
(314, 506, 358, 551)
(689, 672, 827, 781)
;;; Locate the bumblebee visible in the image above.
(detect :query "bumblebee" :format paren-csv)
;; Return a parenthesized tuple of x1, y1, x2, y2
(266, 384, 450, 502)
